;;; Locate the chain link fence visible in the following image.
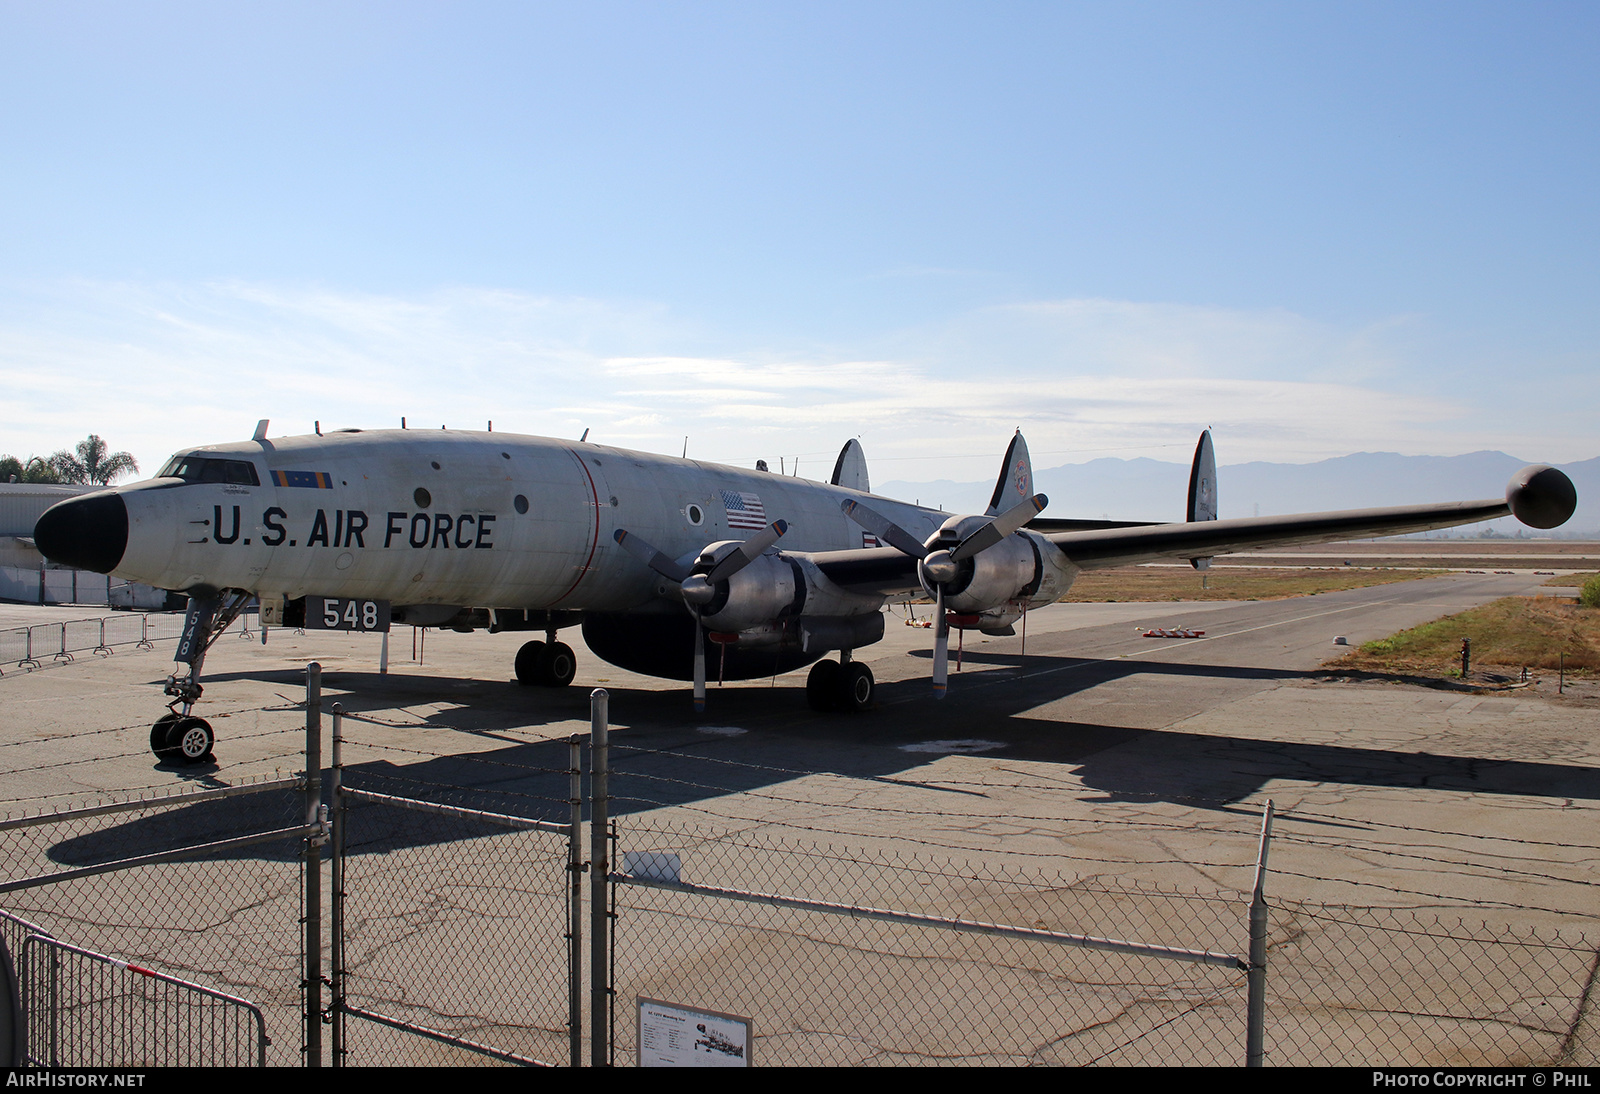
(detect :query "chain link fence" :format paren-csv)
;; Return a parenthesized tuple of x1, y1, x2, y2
(0, 780, 312, 1066)
(0, 682, 1594, 1067)
(606, 819, 1255, 1066)
(1263, 900, 1598, 1067)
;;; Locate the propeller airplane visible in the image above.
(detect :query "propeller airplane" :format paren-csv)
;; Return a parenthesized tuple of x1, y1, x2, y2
(31, 420, 1578, 765)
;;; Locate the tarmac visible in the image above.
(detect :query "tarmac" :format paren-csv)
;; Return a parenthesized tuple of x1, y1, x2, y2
(0, 570, 1596, 1065)
(1, 570, 1594, 914)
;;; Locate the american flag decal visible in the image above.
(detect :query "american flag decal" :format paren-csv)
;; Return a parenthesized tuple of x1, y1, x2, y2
(862, 532, 882, 549)
(720, 490, 767, 530)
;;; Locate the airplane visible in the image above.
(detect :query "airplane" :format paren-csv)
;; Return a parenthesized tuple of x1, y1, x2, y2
(31, 419, 1578, 766)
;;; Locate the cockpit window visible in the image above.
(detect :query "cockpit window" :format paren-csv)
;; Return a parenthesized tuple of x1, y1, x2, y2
(158, 454, 260, 486)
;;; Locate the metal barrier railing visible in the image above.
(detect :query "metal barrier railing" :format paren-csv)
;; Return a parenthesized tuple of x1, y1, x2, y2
(0, 611, 212, 675)
(20, 935, 269, 1067)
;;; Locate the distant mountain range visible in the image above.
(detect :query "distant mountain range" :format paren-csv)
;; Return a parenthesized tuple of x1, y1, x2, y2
(878, 451, 1600, 538)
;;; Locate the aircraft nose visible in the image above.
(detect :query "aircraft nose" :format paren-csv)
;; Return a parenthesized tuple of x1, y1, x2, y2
(33, 492, 129, 574)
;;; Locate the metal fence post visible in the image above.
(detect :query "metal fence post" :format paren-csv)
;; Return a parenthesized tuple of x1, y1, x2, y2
(568, 733, 583, 1067)
(1247, 798, 1274, 1066)
(304, 663, 323, 1067)
(330, 702, 345, 1067)
(589, 688, 609, 1067)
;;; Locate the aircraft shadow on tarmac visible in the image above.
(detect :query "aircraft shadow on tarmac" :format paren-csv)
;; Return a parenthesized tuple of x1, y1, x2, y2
(56, 649, 1599, 867)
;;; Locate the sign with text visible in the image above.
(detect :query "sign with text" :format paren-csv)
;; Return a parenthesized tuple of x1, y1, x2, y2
(637, 998, 750, 1067)
(306, 596, 391, 633)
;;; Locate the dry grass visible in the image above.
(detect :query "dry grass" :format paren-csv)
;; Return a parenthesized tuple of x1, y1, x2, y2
(1542, 571, 1599, 587)
(1060, 566, 1444, 603)
(1332, 596, 1600, 677)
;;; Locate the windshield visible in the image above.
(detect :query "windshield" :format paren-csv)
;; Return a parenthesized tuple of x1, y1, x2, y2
(157, 454, 260, 486)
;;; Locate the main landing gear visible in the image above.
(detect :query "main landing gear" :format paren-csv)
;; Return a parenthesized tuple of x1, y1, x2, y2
(150, 588, 250, 765)
(514, 636, 578, 688)
(806, 655, 875, 713)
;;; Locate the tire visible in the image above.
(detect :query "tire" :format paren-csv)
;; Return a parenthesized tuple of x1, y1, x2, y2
(514, 640, 546, 686)
(150, 713, 182, 758)
(172, 717, 214, 765)
(839, 662, 875, 713)
(806, 660, 842, 712)
(536, 642, 577, 688)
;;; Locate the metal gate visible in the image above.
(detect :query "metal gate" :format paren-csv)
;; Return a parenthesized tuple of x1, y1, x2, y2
(329, 709, 584, 1067)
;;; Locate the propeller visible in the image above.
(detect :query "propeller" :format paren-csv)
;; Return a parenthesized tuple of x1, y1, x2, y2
(844, 493, 1046, 698)
(613, 520, 789, 711)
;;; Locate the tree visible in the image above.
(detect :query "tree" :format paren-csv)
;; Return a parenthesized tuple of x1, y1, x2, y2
(49, 435, 139, 486)
(1582, 574, 1600, 610)
(0, 454, 64, 483)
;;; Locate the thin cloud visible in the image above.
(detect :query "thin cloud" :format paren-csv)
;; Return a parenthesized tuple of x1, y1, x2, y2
(0, 280, 1583, 478)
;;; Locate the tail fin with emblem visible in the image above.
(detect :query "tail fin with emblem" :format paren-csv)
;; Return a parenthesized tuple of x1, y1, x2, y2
(986, 430, 1033, 516)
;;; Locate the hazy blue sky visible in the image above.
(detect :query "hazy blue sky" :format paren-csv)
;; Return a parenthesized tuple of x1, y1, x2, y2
(2, 2, 1595, 486)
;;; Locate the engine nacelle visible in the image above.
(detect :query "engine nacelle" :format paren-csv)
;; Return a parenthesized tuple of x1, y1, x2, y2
(689, 542, 889, 636)
(923, 529, 1035, 613)
(692, 548, 799, 633)
(923, 530, 1076, 614)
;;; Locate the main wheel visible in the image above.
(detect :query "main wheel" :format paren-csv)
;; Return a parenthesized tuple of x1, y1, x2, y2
(514, 640, 546, 686)
(839, 662, 875, 713)
(150, 713, 182, 758)
(171, 717, 214, 764)
(806, 660, 842, 712)
(536, 642, 577, 687)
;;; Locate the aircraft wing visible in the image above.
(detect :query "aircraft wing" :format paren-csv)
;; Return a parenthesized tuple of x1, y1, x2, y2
(813, 463, 1575, 588)
(806, 547, 924, 597)
(1040, 497, 1512, 570)
(810, 497, 1505, 593)
(1025, 517, 1161, 534)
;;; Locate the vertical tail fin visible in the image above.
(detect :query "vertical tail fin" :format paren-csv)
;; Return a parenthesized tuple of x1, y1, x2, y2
(830, 438, 870, 493)
(1187, 429, 1217, 522)
(1187, 429, 1217, 570)
(987, 430, 1033, 516)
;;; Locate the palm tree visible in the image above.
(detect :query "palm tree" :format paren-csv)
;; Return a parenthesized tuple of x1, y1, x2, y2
(50, 435, 139, 486)
(0, 455, 63, 483)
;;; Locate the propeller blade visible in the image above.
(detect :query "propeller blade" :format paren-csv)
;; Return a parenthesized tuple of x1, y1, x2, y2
(704, 519, 789, 584)
(931, 586, 949, 699)
(840, 499, 929, 559)
(692, 614, 706, 713)
(950, 493, 1048, 562)
(613, 528, 691, 583)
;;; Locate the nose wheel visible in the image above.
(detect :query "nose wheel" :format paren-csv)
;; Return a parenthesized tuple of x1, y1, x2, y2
(151, 714, 215, 765)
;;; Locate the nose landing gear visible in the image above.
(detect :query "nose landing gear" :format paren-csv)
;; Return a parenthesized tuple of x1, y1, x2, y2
(150, 589, 250, 764)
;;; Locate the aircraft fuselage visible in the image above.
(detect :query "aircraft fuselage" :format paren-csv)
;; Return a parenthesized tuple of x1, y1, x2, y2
(78, 429, 948, 614)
